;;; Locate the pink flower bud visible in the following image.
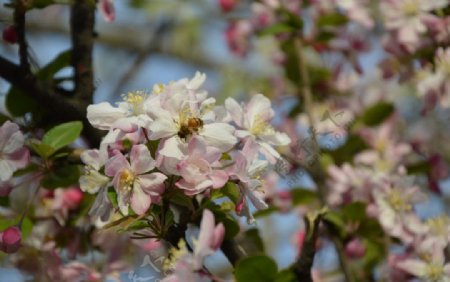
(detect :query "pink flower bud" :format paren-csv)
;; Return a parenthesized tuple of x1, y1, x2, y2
(99, 0, 115, 22)
(63, 187, 84, 210)
(219, 0, 237, 12)
(2, 25, 17, 44)
(0, 226, 21, 254)
(345, 238, 365, 259)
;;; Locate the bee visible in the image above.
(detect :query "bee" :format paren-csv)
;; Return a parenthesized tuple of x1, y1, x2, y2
(178, 117, 204, 139)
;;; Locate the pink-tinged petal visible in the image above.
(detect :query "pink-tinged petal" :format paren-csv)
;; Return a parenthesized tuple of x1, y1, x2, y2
(176, 179, 212, 195)
(81, 149, 102, 170)
(209, 170, 228, 189)
(0, 121, 23, 153)
(0, 226, 21, 254)
(194, 209, 215, 264)
(201, 123, 237, 152)
(149, 118, 178, 140)
(247, 94, 274, 127)
(187, 72, 206, 90)
(105, 153, 130, 177)
(225, 97, 244, 127)
(244, 186, 268, 210)
(158, 137, 186, 159)
(396, 259, 427, 277)
(112, 117, 139, 133)
(187, 137, 207, 157)
(131, 182, 151, 215)
(130, 144, 155, 174)
(0, 160, 15, 182)
(259, 131, 291, 146)
(138, 173, 167, 195)
(7, 147, 30, 169)
(211, 223, 225, 250)
(3, 130, 25, 155)
(99, 0, 115, 22)
(87, 102, 126, 130)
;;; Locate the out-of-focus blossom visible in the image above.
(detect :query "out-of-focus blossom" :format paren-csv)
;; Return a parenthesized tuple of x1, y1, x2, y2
(50, 187, 84, 225)
(336, 0, 374, 28)
(0, 181, 13, 197)
(99, 0, 115, 22)
(225, 20, 253, 57)
(382, 0, 448, 48)
(0, 226, 21, 254)
(397, 239, 450, 281)
(105, 144, 167, 215)
(0, 121, 30, 182)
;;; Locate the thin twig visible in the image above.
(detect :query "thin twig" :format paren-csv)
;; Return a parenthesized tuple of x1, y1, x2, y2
(294, 36, 355, 282)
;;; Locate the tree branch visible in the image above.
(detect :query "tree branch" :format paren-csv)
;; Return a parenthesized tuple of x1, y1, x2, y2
(13, 0, 30, 72)
(70, 0, 95, 106)
(0, 55, 102, 146)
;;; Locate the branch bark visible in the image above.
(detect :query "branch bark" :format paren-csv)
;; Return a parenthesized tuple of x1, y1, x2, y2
(70, 0, 95, 106)
(13, 0, 30, 72)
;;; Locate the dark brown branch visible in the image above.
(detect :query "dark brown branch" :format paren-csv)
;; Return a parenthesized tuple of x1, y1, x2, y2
(220, 239, 246, 266)
(292, 210, 326, 282)
(13, 0, 30, 72)
(0, 55, 102, 146)
(70, 0, 95, 106)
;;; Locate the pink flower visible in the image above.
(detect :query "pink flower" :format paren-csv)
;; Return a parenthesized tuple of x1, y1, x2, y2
(175, 137, 228, 195)
(0, 121, 30, 182)
(0, 226, 21, 254)
(99, 0, 115, 22)
(0, 181, 13, 197)
(105, 144, 167, 215)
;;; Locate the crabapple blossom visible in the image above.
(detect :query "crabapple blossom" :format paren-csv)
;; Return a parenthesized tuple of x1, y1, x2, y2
(105, 144, 167, 215)
(0, 121, 30, 182)
(99, 0, 115, 22)
(225, 94, 291, 162)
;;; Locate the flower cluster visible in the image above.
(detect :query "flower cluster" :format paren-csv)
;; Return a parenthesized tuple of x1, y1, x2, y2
(81, 72, 291, 223)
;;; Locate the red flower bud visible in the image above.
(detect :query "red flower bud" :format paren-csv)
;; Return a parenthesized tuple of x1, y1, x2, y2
(345, 238, 366, 259)
(0, 226, 21, 254)
(2, 25, 18, 44)
(219, 0, 237, 12)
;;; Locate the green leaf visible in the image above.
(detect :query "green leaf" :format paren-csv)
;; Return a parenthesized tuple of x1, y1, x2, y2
(0, 114, 9, 124)
(6, 87, 40, 117)
(323, 135, 368, 165)
(13, 163, 41, 177)
(359, 102, 395, 126)
(341, 202, 367, 222)
(205, 203, 240, 239)
(275, 269, 297, 282)
(37, 50, 72, 80)
(41, 165, 81, 189)
(317, 13, 348, 27)
(235, 255, 278, 282)
(27, 139, 55, 159)
(211, 182, 240, 203)
(254, 206, 279, 218)
(241, 228, 265, 254)
(323, 211, 346, 238)
(42, 121, 83, 151)
(406, 161, 431, 175)
(259, 23, 294, 36)
(290, 188, 318, 205)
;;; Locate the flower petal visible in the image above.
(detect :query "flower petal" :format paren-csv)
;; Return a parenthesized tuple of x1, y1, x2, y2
(138, 173, 167, 196)
(200, 123, 237, 152)
(105, 153, 130, 177)
(131, 182, 151, 215)
(130, 144, 155, 174)
(87, 102, 126, 130)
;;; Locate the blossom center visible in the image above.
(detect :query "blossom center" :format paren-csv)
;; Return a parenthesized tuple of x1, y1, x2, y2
(164, 239, 189, 271)
(425, 263, 444, 281)
(250, 114, 269, 135)
(122, 91, 147, 115)
(386, 189, 412, 212)
(401, 1, 420, 16)
(120, 169, 135, 191)
(426, 216, 449, 236)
